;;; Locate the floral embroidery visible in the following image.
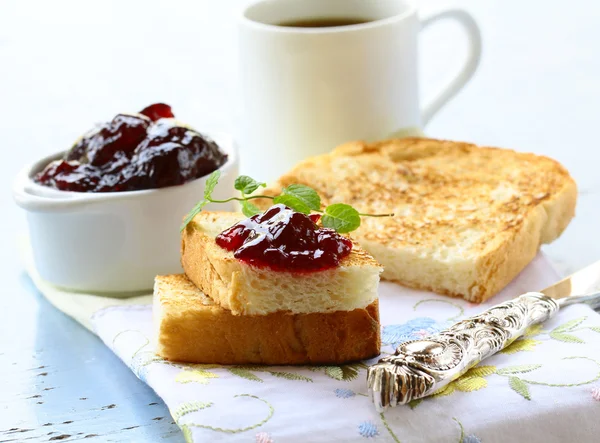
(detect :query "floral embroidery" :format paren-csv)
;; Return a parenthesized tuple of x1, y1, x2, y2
(255, 431, 274, 443)
(591, 385, 600, 401)
(175, 394, 274, 434)
(500, 317, 600, 355)
(171, 401, 212, 421)
(413, 299, 465, 321)
(547, 317, 600, 343)
(174, 365, 313, 385)
(358, 421, 379, 438)
(175, 369, 219, 384)
(227, 367, 313, 383)
(500, 338, 541, 354)
(322, 363, 367, 381)
(379, 413, 401, 442)
(430, 365, 496, 400)
(413, 357, 600, 405)
(181, 424, 193, 443)
(105, 309, 600, 441)
(454, 417, 482, 443)
(382, 318, 445, 348)
(335, 388, 356, 398)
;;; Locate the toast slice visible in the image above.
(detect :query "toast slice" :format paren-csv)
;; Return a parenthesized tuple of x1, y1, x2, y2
(181, 212, 382, 315)
(153, 274, 380, 364)
(263, 138, 577, 303)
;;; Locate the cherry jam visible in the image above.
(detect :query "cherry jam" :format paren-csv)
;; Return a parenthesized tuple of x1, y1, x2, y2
(215, 204, 353, 272)
(34, 103, 227, 193)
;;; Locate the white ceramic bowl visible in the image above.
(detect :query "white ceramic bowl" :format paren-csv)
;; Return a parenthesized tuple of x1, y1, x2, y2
(13, 132, 238, 293)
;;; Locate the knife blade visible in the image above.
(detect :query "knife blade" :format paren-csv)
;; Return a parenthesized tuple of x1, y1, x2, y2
(367, 260, 600, 412)
(541, 260, 600, 306)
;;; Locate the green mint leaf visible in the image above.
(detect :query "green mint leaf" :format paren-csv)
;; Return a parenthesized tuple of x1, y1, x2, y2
(273, 194, 311, 214)
(234, 175, 266, 195)
(282, 184, 321, 211)
(321, 203, 361, 233)
(180, 199, 209, 232)
(240, 200, 261, 218)
(204, 170, 221, 200)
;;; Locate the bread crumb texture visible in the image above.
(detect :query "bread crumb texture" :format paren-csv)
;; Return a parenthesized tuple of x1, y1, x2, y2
(269, 138, 577, 302)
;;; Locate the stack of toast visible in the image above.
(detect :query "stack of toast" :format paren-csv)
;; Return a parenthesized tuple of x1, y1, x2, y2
(153, 137, 576, 365)
(154, 213, 383, 365)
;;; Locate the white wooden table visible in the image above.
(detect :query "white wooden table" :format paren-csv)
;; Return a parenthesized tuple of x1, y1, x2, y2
(1, 0, 599, 440)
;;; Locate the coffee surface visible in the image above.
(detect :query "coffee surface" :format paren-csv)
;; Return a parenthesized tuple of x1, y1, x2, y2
(276, 17, 370, 28)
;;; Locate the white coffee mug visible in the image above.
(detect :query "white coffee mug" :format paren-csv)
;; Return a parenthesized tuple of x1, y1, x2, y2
(238, 0, 481, 180)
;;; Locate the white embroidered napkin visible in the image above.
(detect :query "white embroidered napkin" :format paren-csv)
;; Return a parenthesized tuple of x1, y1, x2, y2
(26, 252, 600, 443)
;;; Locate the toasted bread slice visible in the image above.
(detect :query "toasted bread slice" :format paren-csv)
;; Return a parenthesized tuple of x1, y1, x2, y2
(153, 274, 380, 364)
(181, 212, 382, 316)
(263, 138, 577, 303)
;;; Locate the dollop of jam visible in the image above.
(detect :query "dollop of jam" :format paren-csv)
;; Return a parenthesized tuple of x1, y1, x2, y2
(215, 204, 353, 272)
(34, 103, 228, 192)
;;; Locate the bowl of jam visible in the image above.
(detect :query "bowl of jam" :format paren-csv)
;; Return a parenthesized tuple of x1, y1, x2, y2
(14, 104, 238, 293)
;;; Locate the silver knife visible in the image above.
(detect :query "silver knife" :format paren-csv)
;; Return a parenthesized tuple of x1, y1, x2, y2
(367, 260, 600, 412)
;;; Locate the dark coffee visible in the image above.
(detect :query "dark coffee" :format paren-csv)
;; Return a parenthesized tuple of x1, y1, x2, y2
(277, 17, 371, 28)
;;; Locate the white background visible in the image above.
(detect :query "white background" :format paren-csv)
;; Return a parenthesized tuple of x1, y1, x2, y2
(1, 0, 599, 274)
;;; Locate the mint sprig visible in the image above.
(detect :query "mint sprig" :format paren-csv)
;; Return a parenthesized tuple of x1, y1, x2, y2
(234, 175, 266, 195)
(322, 203, 361, 233)
(180, 170, 221, 230)
(180, 171, 394, 232)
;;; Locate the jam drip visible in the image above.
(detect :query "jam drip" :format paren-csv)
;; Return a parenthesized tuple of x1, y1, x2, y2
(34, 103, 227, 193)
(216, 204, 353, 272)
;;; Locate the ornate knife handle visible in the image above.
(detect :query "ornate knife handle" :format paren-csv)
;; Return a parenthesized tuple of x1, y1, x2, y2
(367, 292, 559, 411)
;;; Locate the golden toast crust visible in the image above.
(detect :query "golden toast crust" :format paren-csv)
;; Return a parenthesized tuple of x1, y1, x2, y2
(263, 138, 577, 302)
(181, 212, 382, 315)
(153, 274, 381, 365)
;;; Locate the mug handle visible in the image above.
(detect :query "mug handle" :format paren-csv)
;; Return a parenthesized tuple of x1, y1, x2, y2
(420, 9, 482, 125)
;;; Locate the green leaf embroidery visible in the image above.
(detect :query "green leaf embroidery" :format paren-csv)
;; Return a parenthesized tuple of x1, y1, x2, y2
(181, 424, 193, 443)
(175, 395, 275, 434)
(234, 175, 266, 195)
(549, 331, 585, 343)
(281, 184, 321, 211)
(324, 363, 365, 381)
(524, 324, 544, 337)
(131, 353, 164, 371)
(508, 376, 531, 400)
(454, 376, 487, 392)
(413, 298, 464, 322)
(408, 399, 423, 409)
(465, 365, 497, 378)
(273, 194, 311, 214)
(186, 363, 223, 370)
(321, 203, 361, 233)
(204, 170, 221, 199)
(432, 383, 455, 397)
(324, 366, 343, 380)
(589, 326, 600, 333)
(453, 417, 466, 443)
(379, 412, 401, 443)
(180, 199, 209, 232)
(172, 401, 213, 421)
(552, 316, 587, 333)
(228, 367, 263, 382)
(500, 338, 542, 354)
(268, 371, 313, 382)
(497, 364, 542, 375)
(175, 369, 219, 384)
(241, 200, 261, 218)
